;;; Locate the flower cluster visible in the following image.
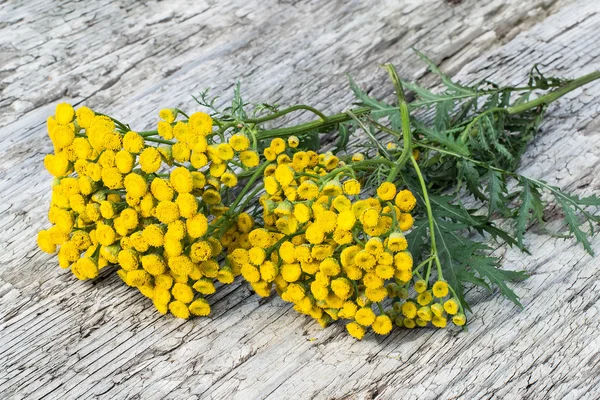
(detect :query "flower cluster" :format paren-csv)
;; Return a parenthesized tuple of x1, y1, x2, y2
(38, 103, 260, 319)
(235, 138, 461, 339)
(37, 102, 465, 339)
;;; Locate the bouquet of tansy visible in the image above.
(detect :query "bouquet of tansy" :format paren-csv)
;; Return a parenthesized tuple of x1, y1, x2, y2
(38, 52, 600, 339)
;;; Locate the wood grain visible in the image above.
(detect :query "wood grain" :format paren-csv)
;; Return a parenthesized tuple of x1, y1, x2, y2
(1, 0, 600, 399)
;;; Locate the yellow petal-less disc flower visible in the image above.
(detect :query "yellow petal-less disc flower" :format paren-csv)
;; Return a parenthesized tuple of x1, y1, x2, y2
(229, 134, 250, 151)
(170, 167, 193, 193)
(377, 182, 396, 201)
(395, 189, 417, 212)
(189, 298, 212, 316)
(188, 112, 213, 136)
(346, 322, 366, 340)
(139, 147, 162, 173)
(55, 102, 75, 125)
(444, 299, 459, 315)
(169, 300, 191, 319)
(372, 315, 393, 335)
(159, 108, 177, 124)
(355, 307, 376, 327)
(432, 281, 449, 298)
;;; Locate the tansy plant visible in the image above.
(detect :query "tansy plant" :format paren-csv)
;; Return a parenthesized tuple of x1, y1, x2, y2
(38, 51, 600, 339)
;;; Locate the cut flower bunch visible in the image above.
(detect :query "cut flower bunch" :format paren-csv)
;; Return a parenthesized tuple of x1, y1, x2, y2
(38, 52, 600, 339)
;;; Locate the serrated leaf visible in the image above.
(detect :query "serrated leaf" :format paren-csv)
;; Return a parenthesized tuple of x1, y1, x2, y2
(487, 169, 509, 219)
(413, 120, 470, 156)
(460, 161, 486, 201)
(555, 195, 594, 255)
(413, 49, 475, 96)
(348, 75, 401, 129)
(515, 179, 544, 247)
(469, 260, 528, 308)
(435, 99, 453, 132)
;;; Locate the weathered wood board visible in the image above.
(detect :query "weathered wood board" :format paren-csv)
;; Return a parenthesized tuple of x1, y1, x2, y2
(1, 0, 600, 399)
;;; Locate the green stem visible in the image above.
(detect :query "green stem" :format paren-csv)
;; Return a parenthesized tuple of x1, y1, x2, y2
(145, 137, 174, 145)
(229, 161, 269, 211)
(256, 107, 371, 140)
(234, 185, 264, 215)
(384, 64, 413, 181)
(410, 156, 444, 281)
(245, 104, 328, 124)
(507, 71, 600, 114)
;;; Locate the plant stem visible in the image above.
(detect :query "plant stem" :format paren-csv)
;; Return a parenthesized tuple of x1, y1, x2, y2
(229, 161, 269, 212)
(410, 156, 444, 281)
(256, 106, 371, 140)
(507, 71, 600, 114)
(245, 104, 328, 124)
(384, 64, 413, 182)
(145, 137, 174, 145)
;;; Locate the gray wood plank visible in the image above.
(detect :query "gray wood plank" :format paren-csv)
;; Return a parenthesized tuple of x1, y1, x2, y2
(1, 0, 600, 399)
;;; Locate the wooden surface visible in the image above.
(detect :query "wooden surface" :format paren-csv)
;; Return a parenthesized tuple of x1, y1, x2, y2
(2, 0, 600, 399)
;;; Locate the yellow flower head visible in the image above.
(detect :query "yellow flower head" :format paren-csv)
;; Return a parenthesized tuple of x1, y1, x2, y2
(432, 281, 449, 298)
(387, 231, 408, 252)
(170, 167, 193, 194)
(55, 102, 75, 125)
(189, 241, 212, 263)
(377, 182, 397, 201)
(124, 172, 148, 198)
(297, 180, 319, 200)
(44, 153, 71, 177)
(123, 131, 144, 154)
(270, 138, 286, 154)
(322, 180, 342, 197)
(157, 121, 174, 140)
(372, 315, 393, 335)
(176, 193, 198, 219)
(151, 178, 174, 202)
(240, 150, 259, 167)
(331, 277, 353, 300)
(189, 112, 213, 136)
(355, 307, 376, 327)
(346, 321, 365, 340)
(202, 189, 221, 205)
(287, 135, 300, 148)
(139, 147, 162, 173)
(76, 106, 95, 129)
(159, 108, 177, 123)
(305, 224, 325, 245)
(443, 299, 459, 315)
(186, 213, 208, 238)
(141, 254, 166, 276)
(395, 189, 417, 212)
(249, 228, 271, 248)
(229, 134, 250, 151)
(319, 258, 341, 277)
(155, 201, 180, 224)
(169, 300, 191, 319)
(281, 263, 302, 282)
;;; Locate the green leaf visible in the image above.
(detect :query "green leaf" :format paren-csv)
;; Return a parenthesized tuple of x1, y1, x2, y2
(230, 81, 248, 119)
(435, 99, 453, 132)
(468, 254, 528, 308)
(554, 193, 596, 255)
(487, 169, 509, 219)
(413, 49, 475, 96)
(515, 179, 544, 247)
(333, 123, 351, 154)
(413, 120, 470, 156)
(459, 161, 486, 201)
(348, 75, 401, 130)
